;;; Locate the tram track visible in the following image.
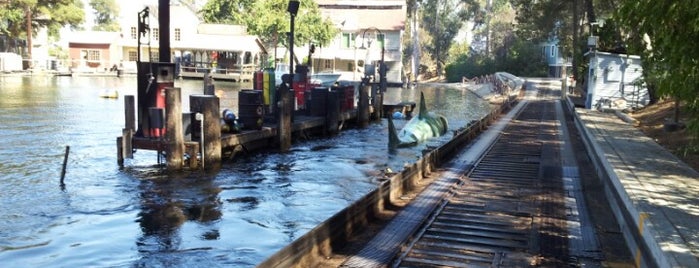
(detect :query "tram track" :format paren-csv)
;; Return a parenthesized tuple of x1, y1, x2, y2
(392, 86, 581, 267)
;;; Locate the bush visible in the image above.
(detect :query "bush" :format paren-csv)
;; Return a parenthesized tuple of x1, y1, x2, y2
(445, 39, 548, 82)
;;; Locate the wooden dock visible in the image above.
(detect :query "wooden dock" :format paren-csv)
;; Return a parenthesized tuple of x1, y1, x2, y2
(117, 83, 372, 170)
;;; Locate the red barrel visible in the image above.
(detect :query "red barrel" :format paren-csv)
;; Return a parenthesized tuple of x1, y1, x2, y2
(253, 71, 264, 90)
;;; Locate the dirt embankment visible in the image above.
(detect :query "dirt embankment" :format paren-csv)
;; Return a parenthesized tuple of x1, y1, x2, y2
(629, 99, 699, 171)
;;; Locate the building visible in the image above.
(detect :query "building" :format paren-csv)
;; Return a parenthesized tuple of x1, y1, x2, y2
(315, 0, 406, 84)
(584, 51, 649, 110)
(67, 31, 121, 73)
(541, 37, 572, 78)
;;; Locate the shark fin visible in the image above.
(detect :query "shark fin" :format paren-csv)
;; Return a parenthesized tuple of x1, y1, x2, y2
(387, 115, 400, 149)
(418, 91, 427, 119)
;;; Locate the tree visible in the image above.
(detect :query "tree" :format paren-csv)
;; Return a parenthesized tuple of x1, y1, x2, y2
(200, 0, 337, 63)
(0, 0, 84, 39)
(90, 0, 120, 32)
(617, 1, 699, 134)
(420, 0, 480, 77)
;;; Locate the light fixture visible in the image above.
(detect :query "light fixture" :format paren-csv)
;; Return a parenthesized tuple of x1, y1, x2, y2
(287, 0, 299, 16)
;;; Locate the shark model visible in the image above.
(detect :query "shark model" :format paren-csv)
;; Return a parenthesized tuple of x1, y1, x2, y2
(388, 92, 449, 149)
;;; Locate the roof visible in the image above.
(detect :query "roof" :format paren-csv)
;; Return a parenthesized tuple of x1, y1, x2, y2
(318, 1, 407, 32)
(175, 34, 265, 53)
(68, 31, 121, 45)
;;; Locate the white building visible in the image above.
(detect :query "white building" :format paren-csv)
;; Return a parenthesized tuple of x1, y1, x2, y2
(316, 0, 406, 85)
(584, 51, 649, 110)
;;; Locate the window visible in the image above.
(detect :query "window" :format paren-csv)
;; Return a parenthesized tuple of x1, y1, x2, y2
(377, 33, 385, 49)
(153, 28, 159, 41)
(324, 59, 332, 69)
(130, 27, 137, 39)
(341, 33, 354, 48)
(174, 28, 181, 41)
(550, 45, 555, 57)
(128, 51, 138, 61)
(83, 50, 100, 61)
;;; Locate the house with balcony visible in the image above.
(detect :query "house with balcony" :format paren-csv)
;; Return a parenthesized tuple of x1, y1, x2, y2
(315, 0, 406, 85)
(116, 3, 265, 81)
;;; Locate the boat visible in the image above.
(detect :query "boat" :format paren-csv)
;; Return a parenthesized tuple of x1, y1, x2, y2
(310, 73, 341, 87)
(274, 63, 341, 87)
(99, 89, 119, 99)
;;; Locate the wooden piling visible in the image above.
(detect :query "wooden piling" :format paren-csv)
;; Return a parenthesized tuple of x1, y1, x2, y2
(278, 84, 292, 152)
(326, 90, 340, 135)
(125, 95, 135, 131)
(190, 94, 222, 170)
(117, 137, 124, 167)
(121, 95, 135, 160)
(60, 145, 70, 186)
(203, 72, 215, 95)
(358, 83, 370, 128)
(165, 87, 184, 170)
(372, 84, 383, 120)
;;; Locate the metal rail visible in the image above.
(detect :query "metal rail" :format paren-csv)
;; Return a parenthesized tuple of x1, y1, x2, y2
(393, 90, 578, 267)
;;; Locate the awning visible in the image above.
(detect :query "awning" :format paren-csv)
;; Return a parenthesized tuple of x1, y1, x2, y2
(175, 34, 265, 53)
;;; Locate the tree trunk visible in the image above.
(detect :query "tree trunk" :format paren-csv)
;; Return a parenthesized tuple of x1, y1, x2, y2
(572, 0, 579, 88)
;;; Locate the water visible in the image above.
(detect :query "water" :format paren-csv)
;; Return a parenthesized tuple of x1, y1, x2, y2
(0, 75, 492, 267)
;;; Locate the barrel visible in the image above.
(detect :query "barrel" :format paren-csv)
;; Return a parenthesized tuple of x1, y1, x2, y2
(331, 86, 345, 112)
(238, 90, 264, 130)
(148, 107, 164, 138)
(253, 71, 263, 90)
(345, 85, 355, 110)
(310, 87, 329, 116)
(263, 68, 274, 105)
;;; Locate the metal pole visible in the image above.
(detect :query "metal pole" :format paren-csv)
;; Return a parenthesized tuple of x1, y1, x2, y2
(289, 15, 295, 77)
(158, 0, 170, 63)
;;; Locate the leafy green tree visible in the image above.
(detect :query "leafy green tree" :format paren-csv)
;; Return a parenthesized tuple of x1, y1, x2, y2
(0, 0, 84, 39)
(90, 0, 120, 32)
(200, 0, 337, 63)
(421, 0, 481, 77)
(617, 1, 699, 133)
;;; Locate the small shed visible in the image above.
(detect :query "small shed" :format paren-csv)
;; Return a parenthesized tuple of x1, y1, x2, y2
(584, 51, 649, 110)
(67, 31, 121, 72)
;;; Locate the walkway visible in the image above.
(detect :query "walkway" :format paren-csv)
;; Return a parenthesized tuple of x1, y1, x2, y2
(574, 107, 699, 267)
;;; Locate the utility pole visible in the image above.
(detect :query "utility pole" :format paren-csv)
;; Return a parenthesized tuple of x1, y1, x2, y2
(485, 0, 492, 57)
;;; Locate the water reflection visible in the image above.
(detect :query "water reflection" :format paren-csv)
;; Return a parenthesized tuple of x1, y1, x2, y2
(135, 173, 223, 265)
